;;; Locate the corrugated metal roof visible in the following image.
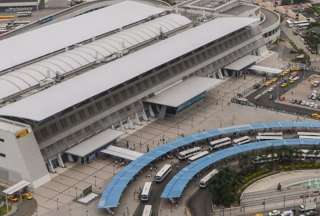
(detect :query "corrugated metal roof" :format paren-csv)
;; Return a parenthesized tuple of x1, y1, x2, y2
(0, 0, 164, 72)
(0, 14, 191, 100)
(0, 17, 258, 121)
(0, 13, 190, 100)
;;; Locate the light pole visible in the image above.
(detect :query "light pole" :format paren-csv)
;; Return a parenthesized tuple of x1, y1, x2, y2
(94, 175, 97, 187)
(56, 197, 59, 210)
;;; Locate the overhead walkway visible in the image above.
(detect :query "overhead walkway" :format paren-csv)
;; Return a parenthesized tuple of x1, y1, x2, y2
(161, 138, 320, 200)
(97, 120, 320, 209)
(101, 145, 143, 161)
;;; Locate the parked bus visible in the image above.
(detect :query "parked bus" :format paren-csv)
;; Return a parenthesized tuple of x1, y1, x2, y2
(297, 132, 320, 136)
(299, 135, 320, 139)
(233, 136, 251, 145)
(286, 19, 310, 28)
(256, 135, 283, 140)
(257, 132, 283, 136)
(177, 146, 201, 160)
(140, 182, 152, 201)
(16, 11, 32, 17)
(188, 151, 209, 162)
(154, 164, 172, 183)
(199, 169, 218, 188)
(142, 205, 152, 216)
(209, 137, 231, 148)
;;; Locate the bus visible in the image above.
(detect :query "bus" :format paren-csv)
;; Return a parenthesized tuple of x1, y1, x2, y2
(16, 11, 32, 17)
(286, 19, 310, 28)
(256, 135, 283, 140)
(199, 169, 218, 188)
(154, 164, 172, 183)
(140, 182, 152, 201)
(177, 146, 202, 160)
(257, 132, 283, 136)
(209, 137, 232, 148)
(142, 205, 152, 216)
(297, 132, 320, 136)
(188, 151, 209, 162)
(233, 136, 251, 145)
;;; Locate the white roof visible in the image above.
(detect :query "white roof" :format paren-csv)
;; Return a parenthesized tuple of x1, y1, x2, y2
(224, 55, 260, 71)
(249, 65, 282, 74)
(101, 145, 143, 161)
(0, 1, 164, 72)
(145, 77, 223, 107)
(3, 180, 30, 195)
(0, 17, 258, 121)
(0, 13, 191, 100)
(65, 129, 124, 157)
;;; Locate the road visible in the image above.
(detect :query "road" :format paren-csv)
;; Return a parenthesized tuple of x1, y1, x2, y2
(187, 189, 212, 216)
(246, 69, 317, 117)
(133, 159, 189, 216)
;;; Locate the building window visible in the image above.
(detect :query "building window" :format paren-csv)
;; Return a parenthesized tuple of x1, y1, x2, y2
(0, 138, 4, 142)
(0, 153, 6, 158)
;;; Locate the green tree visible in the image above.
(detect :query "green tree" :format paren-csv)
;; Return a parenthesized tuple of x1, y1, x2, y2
(209, 168, 238, 207)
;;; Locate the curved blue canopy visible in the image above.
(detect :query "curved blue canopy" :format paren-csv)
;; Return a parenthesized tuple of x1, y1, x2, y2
(98, 120, 320, 209)
(161, 138, 320, 199)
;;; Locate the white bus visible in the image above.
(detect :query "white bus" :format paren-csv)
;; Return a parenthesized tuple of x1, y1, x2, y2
(140, 182, 152, 201)
(154, 164, 172, 183)
(299, 135, 320, 139)
(257, 132, 283, 136)
(256, 135, 283, 140)
(209, 137, 232, 148)
(199, 169, 218, 188)
(16, 11, 32, 17)
(286, 19, 310, 28)
(177, 146, 202, 160)
(142, 205, 152, 216)
(233, 136, 251, 145)
(297, 132, 320, 136)
(188, 151, 209, 162)
(211, 141, 232, 150)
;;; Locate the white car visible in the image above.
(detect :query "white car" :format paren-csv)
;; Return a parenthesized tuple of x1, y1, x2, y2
(267, 87, 274, 93)
(269, 209, 281, 216)
(281, 210, 294, 216)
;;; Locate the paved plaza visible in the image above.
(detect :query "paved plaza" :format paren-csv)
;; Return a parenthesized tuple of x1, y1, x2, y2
(28, 75, 299, 216)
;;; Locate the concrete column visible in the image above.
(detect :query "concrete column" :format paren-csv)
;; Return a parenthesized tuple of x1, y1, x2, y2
(148, 105, 155, 118)
(57, 154, 65, 168)
(48, 160, 55, 173)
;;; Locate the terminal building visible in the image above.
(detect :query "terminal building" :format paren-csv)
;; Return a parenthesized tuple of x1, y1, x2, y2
(0, 0, 270, 187)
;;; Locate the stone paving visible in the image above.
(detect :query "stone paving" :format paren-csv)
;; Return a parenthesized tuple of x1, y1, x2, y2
(31, 75, 298, 216)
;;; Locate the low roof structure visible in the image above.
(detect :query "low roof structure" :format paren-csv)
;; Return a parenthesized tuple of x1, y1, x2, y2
(249, 65, 282, 75)
(65, 129, 123, 158)
(224, 55, 260, 71)
(145, 77, 223, 107)
(2, 180, 30, 195)
(0, 17, 258, 121)
(0, 1, 164, 72)
(101, 145, 143, 161)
